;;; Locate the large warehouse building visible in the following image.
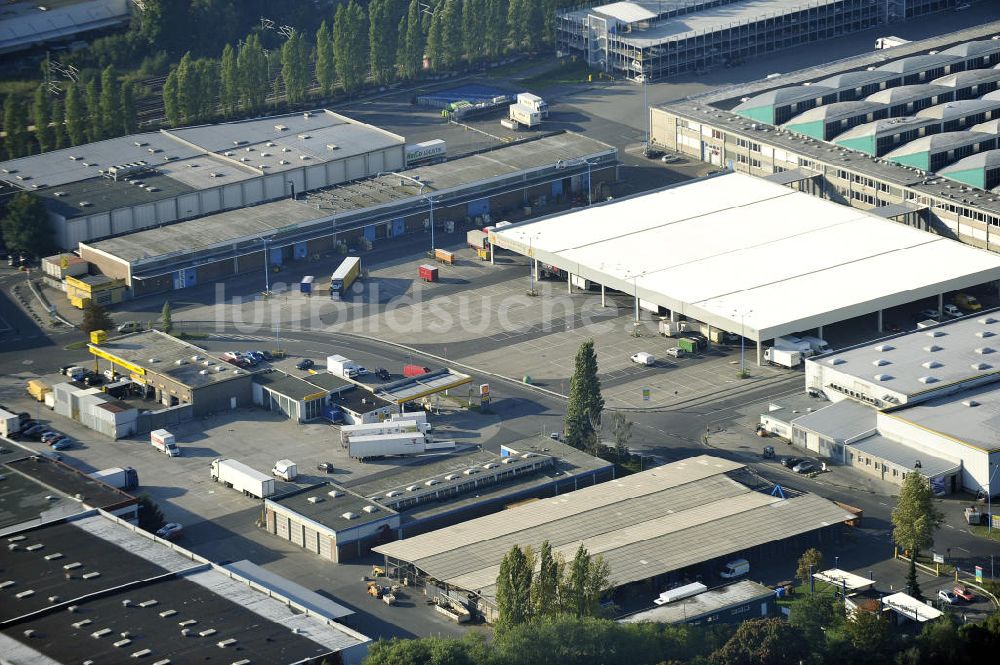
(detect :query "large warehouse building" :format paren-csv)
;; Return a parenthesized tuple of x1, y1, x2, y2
(78, 132, 616, 296)
(0, 109, 406, 249)
(556, 0, 951, 82)
(490, 171, 1000, 362)
(374, 455, 855, 623)
(650, 22, 1000, 253)
(0, 510, 370, 664)
(0, 0, 131, 55)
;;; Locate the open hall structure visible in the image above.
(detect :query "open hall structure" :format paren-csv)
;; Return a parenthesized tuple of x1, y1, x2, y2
(491, 172, 1000, 363)
(374, 455, 855, 623)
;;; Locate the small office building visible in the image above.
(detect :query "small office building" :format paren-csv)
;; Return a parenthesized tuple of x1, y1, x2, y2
(252, 371, 352, 423)
(621, 580, 776, 626)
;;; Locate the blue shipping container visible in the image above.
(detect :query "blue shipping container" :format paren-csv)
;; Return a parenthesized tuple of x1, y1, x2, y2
(300, 275, 314, 294)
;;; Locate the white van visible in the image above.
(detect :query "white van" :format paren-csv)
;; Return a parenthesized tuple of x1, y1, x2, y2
(720, 558, 750, 579)
(630, 352, 655, 366)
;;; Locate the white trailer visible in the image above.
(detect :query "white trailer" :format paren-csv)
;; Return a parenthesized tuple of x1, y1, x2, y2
(509, 104, 541, 128)
(340, 420, 423, 445)
(88, 467, 139, 490)
(405, 139, 447, 166)
(0, 408, 20, 437)
(775, 336, 815, 357)
(764, 347, 802, 368)
(210, 458, 276, 498)
(271, 459, 298, 481)
(348, 432, 430, 459)
(390, 411, 432, 432)
(327, 354, 361, 378)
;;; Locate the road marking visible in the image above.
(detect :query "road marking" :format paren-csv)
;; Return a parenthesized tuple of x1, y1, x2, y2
(944, 524, 955, 529)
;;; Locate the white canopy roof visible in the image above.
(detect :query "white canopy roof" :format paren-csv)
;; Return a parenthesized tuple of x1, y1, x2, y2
(492, 173, 1000, 341)
(881, 592, 944, 622)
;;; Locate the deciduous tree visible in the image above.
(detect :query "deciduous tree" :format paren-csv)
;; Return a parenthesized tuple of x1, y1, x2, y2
(99, 65, 121, 137)
(530, 540, 560, 618)
(64, 82, 86, 145)
(891, 470, 943, 600)
(161, 300, 173, 334)
(81, 300, 114, 335)
(220, 42, 239, 116)
(400, 1, 425, 79)
(796, 547, 823, 587)
(163, 68, 180, 126)
(2, 96, 29, 158)
(32, 85, 53, 153)
(84, 77, 101, 142)
(334, 1, 369, 95)
(495, 544, 534, 633)
(564, 339, 603, 449)
(120, 81, 138, 133)
(315, 21, 335, 97)
(0, 192, 54, 257)
(710, 618, 809, 665)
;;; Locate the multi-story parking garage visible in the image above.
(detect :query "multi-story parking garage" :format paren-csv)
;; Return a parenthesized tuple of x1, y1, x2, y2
(650, 22, 1000, 253)
(556, 0, 953, 82)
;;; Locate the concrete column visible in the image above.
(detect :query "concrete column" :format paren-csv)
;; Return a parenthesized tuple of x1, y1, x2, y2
(490, 242, 494, 265)
(568, 272, 572, 293)
(634, 295, 639, 323)
(817, 326, 823, 339)
(532, 258, 538, 281)
(670, 310, 680, 323)
(937, 293, 943, 316)
(601, 283, 606, 307)
(756, 339, 763, 366)
(877, 309, 883, 333)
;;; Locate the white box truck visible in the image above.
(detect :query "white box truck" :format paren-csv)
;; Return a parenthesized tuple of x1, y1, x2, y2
(775, 336, 815, 357)
(327, 354, 361, 378)
(799, 336, 831, 354)
(0, 408, 21, 437)
(391, 411, 432, 432)
(271, 459, 298, 481)
(210, 458, 275, 498)
(348, 432, 429, 459)
(88, 467, 139, 490)
(764, 347, 802, 368)
(720, 558, 750, 579)
(509, 104, 541, 128)
(151, 429, 180, 456)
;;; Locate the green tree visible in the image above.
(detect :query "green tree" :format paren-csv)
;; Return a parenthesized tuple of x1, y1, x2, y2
(506, 0, 525, 51)
(315, 21, 335, 97)
(51, 97, 67, 149)
(564, 339, 604, 449)
(219, 42, 239, 116)
(561, 544, 610, 617)
(2, 96, 29, 158)
(530, 540, 561, 618)
(789, 593, 840, 645)
(99, 65, 121, 137)
(237, 34, 268, 113)
(1, 193, 54, 257)
(369, 0, 398, 85)
(796, 547, 823, 587)
(81, 299, 114, 335)
(194, 57, 218, 120)
(426, 7, 444, 71)
(175, 52, 197, 123)
(462, 0, 486, 64)
(523, 0, 545, 52)
(84, 77, 101, 142)
(32, 85, 53, 153)
(438, 0, 462, 70)
(163, 68, 181, 126)
(483, 0, 507, 58)
(710, 618, 809, 665)
(136, 495, 167, 533)
(841, 610, 894, 665)
(334, 1, 369, 95)
(542, 0, 559, 46)
(495, 544, 533, 633)
(891, 470, 943, 598)
(609, 411, 632, 465)
(120, 81, 138, 134)
(281, 30, 309, 104)
(161, 300, 173, 334)
(64, 82, 86, 146)
(400, 0, 426, 79)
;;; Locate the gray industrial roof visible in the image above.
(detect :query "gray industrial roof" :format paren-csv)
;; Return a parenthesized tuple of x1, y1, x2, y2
(865, 84, 953, 105)
(268, 483, 399, 533)
(90, 329, 252, 389)
(814, 312, 1000, 399)
(875, 53, 960, 75)
(0, 511, 367, 662)
(85, 132, 614, 269)
(37, 170, 197, 219)
(621, 580, 775, 624)
(883, 381, 1000, 454)
(932, 68, 1000, 89)
(374, 455, 854, 603)
(848, 434, 961, 477)
(940, 39, 1000, 61)
(972, 119, 1000, 135)
(833, 116, 938, 141)
(304, 371, 354, 393)
(916, 98, 1000, 121)
(0, 0, 130, 55)
(816, 70, 901, 90)
(783, 101, 886, 125)
(885, 130, 995, 157)
(735, 85, 835, 111)
(941, 149, 1000, 173)
(591, 1, 657, 23)
(254, 370, 330, 401)
(791, 399, 876, 442)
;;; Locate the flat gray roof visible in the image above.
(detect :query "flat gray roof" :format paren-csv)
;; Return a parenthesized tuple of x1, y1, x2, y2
(882, 381, 1000, 454)
(373, 369, 472, 404)
(848, 434, 961, 477)
(37, 170, 197, 219)
(621, 580, 774, 624)
(814, 312, 1000, 399)
(254, 370, 330, 401)
(374, 455, 854, 603)
(90, 329, 252, 389)
(886, 131, 995, 157)
(791, 400, 876, 443)
(86, 132, 615, 268)
(267, 483, 398, 533)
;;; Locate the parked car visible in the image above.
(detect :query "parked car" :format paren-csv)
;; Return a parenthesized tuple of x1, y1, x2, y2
(793, 460, 818, 474)
(918, 308, 941, 321)
(117, 321, 143, 333)
(38, 450, 62, 461)
(355, 366, 370, 376)
(374, 367, 391, 381)
(643, 149, 664, 160)
(317, 462, 335, 473)
(22, 424, 46, 439)
(295, 358, 315, 370)
(630, 352, 655, 366)
(781, 457, 803, 468)
(661, 154, 681, 163)
(40, 431, 61, 443)
(943, 304, 962, 318)
(17, 412, 30, 422)
(938, 590, 959, 605)
(666, 347, 684, 358)
(954, 293, 982, 312)
(50, 438, 73, 450)
(155, 523, 183, 540)
(953, 586, 975, 602)
(222, 351, 241, 361)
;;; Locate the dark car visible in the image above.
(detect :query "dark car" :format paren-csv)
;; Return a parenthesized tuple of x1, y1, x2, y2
(375, 367, 391, 381)
(793, 461, 818, 474)
(50, 438, 73, 451)
(686, 332, 709, 350)
(295, 358, 315, 371)
(22, 424, 46, 440)
(317, 462, 335, 473)
(17, 412, 31, 422)
(643, 149, 664, 160)
(781, 457, 803, 468)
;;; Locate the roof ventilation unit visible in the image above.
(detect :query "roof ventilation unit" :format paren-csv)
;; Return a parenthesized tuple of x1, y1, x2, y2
(963, 399, 980, 407)
(978, 317, 997, 324)
(326, 143, 339, 150)
(279, 160, 289, 165)
(827, 357, 845, 365)
(385, 490, 402, 498)
(976, 330, 995, 338)
(298, 155, 310, 160)
(425, 479, 440, 486)
(444, 473, 458, 481)
(274, 124, 288, 131)
(406, 485, 419, 492)
(306, 496, 322, 504)
(78, 201, 92, 207)
(328, 490, 343, 498)
(922, 360, 942, 369)
(926, 330, 945, 337)
(872, 359, 890, 367)
(917, 376, 937, 384)
(69, 155, 80, 160)
(483, 462, 497, 469)
(463, 468, 479, 475)
(923, 345, 942, 352)
(362, 505, 378, 513)
(971, 362, 992, 370)
(341, 512, 357, 520)
(873, 373, 893, 382)
(297, 134, 311, 139)
(976, 347, 995, 354)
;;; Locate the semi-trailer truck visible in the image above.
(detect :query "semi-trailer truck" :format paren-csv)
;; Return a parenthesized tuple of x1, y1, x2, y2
(210, 458, 275, 498)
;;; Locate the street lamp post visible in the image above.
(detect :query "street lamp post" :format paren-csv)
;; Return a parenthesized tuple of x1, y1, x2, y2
(733, 306, 752, 377)
(989, 463, 999, 534)
(262, 237, 270, 295)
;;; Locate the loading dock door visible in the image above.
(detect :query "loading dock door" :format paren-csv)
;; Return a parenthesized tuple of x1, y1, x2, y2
(468, 198, 490, 218)
(363, 225, 376, 242)
(269, 247, 283, 266)
(392, 218, 405, 236)
(293, 242, 308, 259)
(276, 514, 290, 540)
(172, 267, 197, 290)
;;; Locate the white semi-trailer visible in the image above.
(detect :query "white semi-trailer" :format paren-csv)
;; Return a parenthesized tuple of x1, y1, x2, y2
(210, 458, 275, 498)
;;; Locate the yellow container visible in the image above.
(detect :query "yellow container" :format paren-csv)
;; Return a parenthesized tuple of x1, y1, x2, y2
(90, 330, 108, 344)
(27, 379, 51, 402)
